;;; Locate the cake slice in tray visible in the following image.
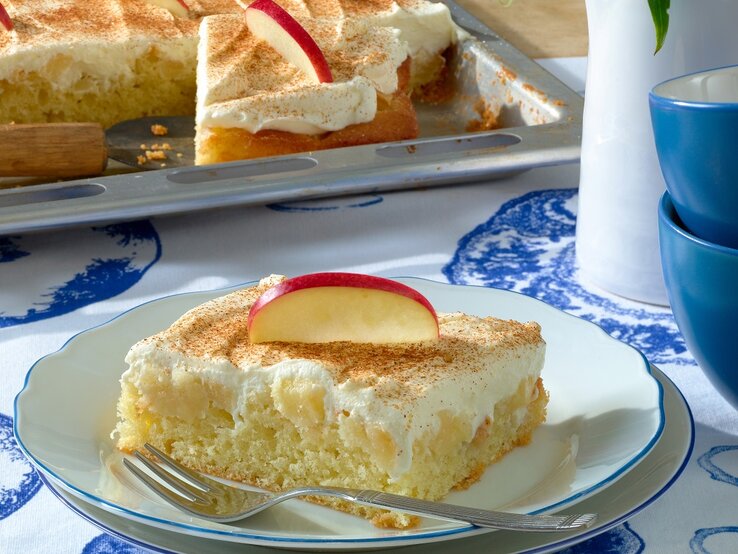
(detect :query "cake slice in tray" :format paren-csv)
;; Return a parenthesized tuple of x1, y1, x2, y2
(0, 0, 201, 127)
(194, 3, 418, 164)
(115, 274, 548, 529)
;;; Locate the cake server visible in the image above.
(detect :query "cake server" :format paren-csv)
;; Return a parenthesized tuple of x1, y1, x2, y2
(124, 443, 597, 532)
(0, 122, 108, 178)
(0, 117, 194, 178)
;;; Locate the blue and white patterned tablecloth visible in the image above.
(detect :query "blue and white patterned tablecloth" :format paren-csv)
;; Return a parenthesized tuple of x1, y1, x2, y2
(2, 59, 738, 554)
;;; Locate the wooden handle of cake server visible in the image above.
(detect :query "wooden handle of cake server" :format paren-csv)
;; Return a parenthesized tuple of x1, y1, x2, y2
(0, 123, 108, 177)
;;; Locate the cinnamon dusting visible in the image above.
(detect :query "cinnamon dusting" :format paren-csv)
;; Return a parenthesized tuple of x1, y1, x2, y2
(138, 281, 544, 405)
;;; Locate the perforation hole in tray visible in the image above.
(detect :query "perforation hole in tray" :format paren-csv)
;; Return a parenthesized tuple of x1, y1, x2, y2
(376, 133, 520, 159)
(0, 183, 106, 208)
(166, 157, 317, 184)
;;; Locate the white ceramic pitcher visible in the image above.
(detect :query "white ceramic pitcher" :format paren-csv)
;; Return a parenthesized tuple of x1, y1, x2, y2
(576, 0, 738, 305)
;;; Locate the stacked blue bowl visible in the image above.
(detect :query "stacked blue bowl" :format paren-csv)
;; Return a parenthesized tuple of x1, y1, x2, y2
(651, 65, 738, 408)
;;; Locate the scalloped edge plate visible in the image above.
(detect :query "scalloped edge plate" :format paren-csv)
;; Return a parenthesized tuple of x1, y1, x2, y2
(15, 278, 664, 550)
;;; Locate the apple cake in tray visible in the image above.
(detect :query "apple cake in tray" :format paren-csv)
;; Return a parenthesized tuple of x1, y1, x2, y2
(1, 0, 474, 167)
(114, 274, 548, 529)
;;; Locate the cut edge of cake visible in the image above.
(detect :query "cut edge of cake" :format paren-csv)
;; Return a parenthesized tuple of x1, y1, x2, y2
(0, 0, 200, 128)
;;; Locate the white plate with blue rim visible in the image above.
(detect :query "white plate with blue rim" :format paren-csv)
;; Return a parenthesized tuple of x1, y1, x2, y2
(37, 365, 693, 554)
(15, 278, 666, 551)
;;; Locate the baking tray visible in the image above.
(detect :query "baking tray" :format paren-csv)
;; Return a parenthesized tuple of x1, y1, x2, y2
(0, 0, 583, 235)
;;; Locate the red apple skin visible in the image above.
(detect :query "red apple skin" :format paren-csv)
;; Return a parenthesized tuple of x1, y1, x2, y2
(0, 2, 13, 32)
(246, 0, 333, 83)
(177, 0, 190, 12)
(247, 272, 439, 336)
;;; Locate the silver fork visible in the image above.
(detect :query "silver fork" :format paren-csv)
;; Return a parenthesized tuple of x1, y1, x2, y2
(124, 443, 597, 532)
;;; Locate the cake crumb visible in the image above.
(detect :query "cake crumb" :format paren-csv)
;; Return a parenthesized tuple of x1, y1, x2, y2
(465, 99, 501, 132)
(139, 144, 148, 150)
(151, 143, 172, 150)
(136, 155, 147, 165)
(176, 152, 184, 158)
(145, 150, 167, 161)
(151, 124, 168, 136)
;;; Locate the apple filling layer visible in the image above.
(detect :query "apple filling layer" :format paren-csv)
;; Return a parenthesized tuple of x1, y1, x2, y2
(114, 275, 548, 528)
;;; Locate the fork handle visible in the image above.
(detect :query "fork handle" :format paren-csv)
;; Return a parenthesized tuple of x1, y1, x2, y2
(349, 490, 596, 531)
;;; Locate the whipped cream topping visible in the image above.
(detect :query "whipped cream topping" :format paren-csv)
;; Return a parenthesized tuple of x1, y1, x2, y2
(0, 0, 196, 88)
(239, 0, 462, 63)
(196, 14, 408, 134)
(121, 275, 546, 479)
(353, 0, 460, 73)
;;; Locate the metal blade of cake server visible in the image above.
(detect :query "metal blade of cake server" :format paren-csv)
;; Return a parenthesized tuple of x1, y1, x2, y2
(105, 115, 195, 169)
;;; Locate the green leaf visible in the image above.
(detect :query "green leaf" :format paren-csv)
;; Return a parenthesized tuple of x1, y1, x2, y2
(648, 0, 671, 54)
(500, 0, 670, 54)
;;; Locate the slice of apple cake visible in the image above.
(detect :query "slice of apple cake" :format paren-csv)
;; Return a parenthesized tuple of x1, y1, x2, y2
(115, 274, 548, 528)
(194, 5, 418, 164)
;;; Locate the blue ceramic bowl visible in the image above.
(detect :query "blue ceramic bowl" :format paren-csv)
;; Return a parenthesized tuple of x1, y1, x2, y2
(659, 191, 738, 408)
(650, 65, 738, 249)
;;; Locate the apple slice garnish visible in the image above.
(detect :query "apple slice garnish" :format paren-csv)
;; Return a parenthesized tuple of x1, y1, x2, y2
(245, 0, 333, 84)
(248, 273, 439, 344)
(147, 0, 190, 17)
(0, 2, 13, 32)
